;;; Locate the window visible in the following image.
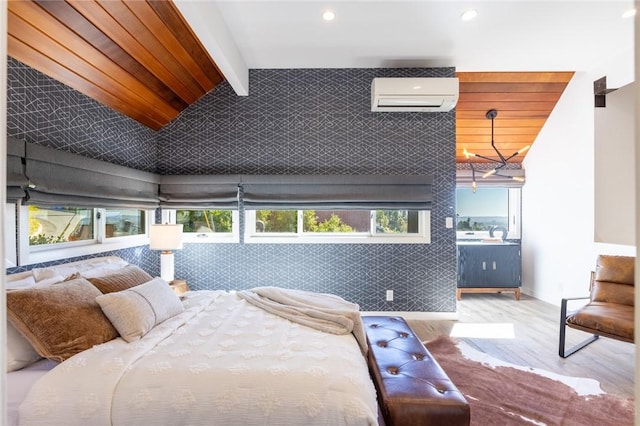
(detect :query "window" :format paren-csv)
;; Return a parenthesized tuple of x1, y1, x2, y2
(28, 206, 95, 246)
(246, 209, 430, 244)
(18, 205, 152, 265)
(304, 210, 370, 233)
(105, 208, 145, 238)
(456, 187, 521, 240)
(256, 210, 298, 233)
(163, 209, 239, 243)
(376, 210, 419, 234)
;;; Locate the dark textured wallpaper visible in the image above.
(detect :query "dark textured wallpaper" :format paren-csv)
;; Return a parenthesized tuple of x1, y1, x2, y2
(7, 58, 157, 172)
(6, 58, 457, 312)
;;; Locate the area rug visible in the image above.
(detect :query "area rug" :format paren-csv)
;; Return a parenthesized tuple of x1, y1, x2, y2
(424, 336, 635, 426)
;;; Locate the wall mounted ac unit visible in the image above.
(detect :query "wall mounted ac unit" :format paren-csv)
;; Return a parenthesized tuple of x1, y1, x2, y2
(371, 77, 459, 112)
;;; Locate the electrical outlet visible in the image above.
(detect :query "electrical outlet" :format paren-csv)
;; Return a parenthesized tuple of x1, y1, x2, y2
(386, 290, 394, 301)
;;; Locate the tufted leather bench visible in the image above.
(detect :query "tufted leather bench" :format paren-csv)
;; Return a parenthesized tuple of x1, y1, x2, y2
(363, 316, 470, 426)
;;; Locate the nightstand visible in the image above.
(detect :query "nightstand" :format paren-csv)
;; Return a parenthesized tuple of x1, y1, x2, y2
(169, 279, 189, 297)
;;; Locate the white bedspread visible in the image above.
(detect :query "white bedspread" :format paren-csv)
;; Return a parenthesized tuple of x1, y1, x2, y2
(19, 291, 378, 426)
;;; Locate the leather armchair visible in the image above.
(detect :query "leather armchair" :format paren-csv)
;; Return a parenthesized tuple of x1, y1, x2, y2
(559, 255, 634, 358)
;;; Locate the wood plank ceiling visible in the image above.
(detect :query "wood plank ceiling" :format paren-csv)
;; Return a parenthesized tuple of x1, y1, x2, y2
(456, 72, 574, 164)
(7, 1, 574, 157)
(7, 0, 224, 131)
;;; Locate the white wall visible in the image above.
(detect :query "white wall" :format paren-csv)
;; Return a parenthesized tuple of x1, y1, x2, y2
(521, 72, 595, 302)
(521, 71, 635, 304)
(594, 82, 636, 246)
(1, 4, 7, 425)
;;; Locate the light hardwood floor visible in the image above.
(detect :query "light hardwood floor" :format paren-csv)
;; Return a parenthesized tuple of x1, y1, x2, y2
(407, 293, 635, 399)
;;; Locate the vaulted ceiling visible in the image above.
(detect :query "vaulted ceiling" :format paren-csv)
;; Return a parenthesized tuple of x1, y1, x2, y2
(455, 72, 574, 164)
(7, 0, 224, 130)
(7, 1, 573, 162)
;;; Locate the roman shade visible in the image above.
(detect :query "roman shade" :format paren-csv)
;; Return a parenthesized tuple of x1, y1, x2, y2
(158, 175, 240, 209)
(7, 137, 28, 203)
(456, 169, 525, 188)
(24, 142, 159, 209)
(240, 175, 433, 210)
(7, 140, 434, 211)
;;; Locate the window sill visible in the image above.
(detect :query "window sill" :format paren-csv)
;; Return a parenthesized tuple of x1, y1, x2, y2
(19, 238, 149, 266)
(244, 234, 431, 244)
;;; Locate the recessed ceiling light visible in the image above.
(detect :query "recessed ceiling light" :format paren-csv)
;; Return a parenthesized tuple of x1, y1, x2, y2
(460, 9, 478, 22)
(322, 10, 335, 21)
(622, 8, 636, 18)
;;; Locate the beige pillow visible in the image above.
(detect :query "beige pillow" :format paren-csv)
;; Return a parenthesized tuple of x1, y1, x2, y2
(7, 322, 42, 371)
(6, 278, 118, 362)
(96, 277, 184, 343)
(87, 264, 153, 294)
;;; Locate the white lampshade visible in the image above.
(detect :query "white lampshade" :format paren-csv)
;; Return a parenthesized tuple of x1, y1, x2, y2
(150, 224, 183, 283)
(149, 224, 183, 251)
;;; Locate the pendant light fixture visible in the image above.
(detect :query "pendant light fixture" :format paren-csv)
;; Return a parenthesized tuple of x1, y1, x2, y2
(463, 109, 529, 192)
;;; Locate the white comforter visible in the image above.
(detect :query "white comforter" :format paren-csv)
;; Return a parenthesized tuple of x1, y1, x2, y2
(19, 291, 378, 426)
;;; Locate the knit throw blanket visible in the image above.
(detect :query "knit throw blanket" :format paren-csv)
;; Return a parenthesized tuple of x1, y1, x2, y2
(237, 287, 368, 354)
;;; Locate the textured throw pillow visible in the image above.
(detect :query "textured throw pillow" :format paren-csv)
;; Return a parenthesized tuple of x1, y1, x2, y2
(96, 277, 184, 343)
(6, 278, 119, 362)
(6, 321, 42, 372)
(87, 264, 153, 294)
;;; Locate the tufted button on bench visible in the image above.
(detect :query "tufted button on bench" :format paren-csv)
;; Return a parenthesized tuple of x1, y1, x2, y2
(363, 316, 470, 426)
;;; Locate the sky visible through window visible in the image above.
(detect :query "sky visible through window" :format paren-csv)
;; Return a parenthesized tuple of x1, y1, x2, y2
(456, 188, 509, 231)
(457, 188, 508, 216)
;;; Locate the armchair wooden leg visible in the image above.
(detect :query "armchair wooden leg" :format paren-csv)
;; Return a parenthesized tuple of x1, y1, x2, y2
(559, 298, 599, 358)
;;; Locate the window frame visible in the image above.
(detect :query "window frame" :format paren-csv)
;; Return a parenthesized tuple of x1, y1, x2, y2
(455, 187, 522, 240)
(17, 206, 152, 266)
(244, 209, 431, 244)
(5, 203, 17, 268)
(161, 209, 240, 244)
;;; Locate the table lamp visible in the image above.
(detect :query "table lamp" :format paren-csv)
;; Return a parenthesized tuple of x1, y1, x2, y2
(149, 224, 183, 282)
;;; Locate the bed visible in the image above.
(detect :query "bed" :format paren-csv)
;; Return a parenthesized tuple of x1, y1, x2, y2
(6, 256, 469, 425)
